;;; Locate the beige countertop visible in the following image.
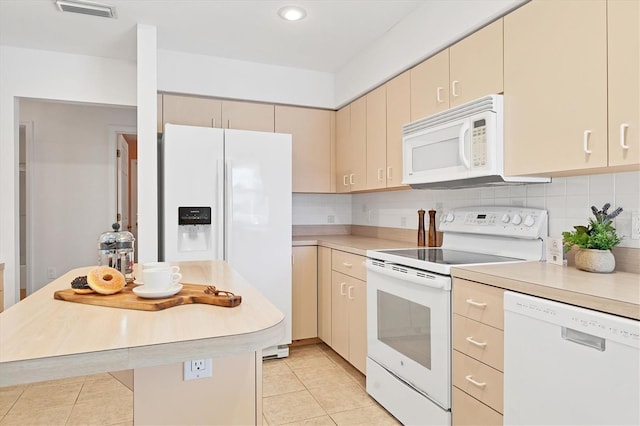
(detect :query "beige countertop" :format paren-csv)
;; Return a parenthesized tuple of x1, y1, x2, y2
(293, 234, 415, 256)
(0, 260, 284, 387)
(452, 262, 640, 320)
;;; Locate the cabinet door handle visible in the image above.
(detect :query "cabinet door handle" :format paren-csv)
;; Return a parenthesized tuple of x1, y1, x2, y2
(465, 375, 486, 388)
(583, 130, 592, 154)
(377, 168, 384, 181)
(349, 174, 355, 185)
(227, 119, 231, 129)
(211, 118, 216, 127)
(342, 262, 353, 268)
(451, 80, 459, 97)
(466, 298, 487, 308)
(466, 336, 488, 347)
(348, 286, 354, 300)
(387, 167, 392, 180)
(620, 123, 630, 149)
(340, 282, 347, 296)
(292, 255, 294, 265)
(343, 175, 348, 187)
(436, 86, 444, 103)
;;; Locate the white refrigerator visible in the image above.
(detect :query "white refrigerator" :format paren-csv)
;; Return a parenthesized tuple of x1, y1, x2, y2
(160, 124, 292, 357)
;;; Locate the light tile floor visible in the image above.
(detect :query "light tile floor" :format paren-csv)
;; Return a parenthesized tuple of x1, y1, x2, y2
(0, 343, 399, 425)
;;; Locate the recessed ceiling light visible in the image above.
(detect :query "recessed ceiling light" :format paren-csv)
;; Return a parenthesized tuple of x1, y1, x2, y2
(278, 5, 307, 21)
(55, 0, 117, 19)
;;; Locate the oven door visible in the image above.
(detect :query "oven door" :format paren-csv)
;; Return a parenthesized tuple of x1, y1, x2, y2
(366, 259, 451, 409)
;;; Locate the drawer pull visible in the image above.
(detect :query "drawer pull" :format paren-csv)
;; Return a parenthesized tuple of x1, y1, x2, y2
(465, 336, 487, 347)
(466, 299, 487, 308)
(342, 262, 353, 268)
(465, 375, 486, 388)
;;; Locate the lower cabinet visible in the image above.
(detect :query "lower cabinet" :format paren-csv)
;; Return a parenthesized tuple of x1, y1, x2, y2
(291, 246, 318, 340)
(452, 278, 505, 426)
(317, 246, 332, 345)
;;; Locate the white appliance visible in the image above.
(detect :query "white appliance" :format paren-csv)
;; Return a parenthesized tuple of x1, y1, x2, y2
(504, 292, 640, 426)
(160, 124, 292, 358)
(402, 95, 550, 189)
(366, 206, 548, 425)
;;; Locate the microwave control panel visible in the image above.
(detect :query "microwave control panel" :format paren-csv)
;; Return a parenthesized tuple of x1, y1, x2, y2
(472, 118, 487, 167)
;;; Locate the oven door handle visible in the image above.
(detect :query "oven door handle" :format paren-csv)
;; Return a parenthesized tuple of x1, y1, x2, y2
(366, 262, 451, 291)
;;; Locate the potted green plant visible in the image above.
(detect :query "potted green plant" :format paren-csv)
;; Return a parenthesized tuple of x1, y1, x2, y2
(562, 203, 623, 273)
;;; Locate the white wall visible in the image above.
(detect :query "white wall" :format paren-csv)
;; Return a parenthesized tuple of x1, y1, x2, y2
(293, 171, 640, 249)
(334, 0, 525, 106)
(0, 45, 136, 307)
(19, 100, 136, 291)
(158, 49, 335, 108)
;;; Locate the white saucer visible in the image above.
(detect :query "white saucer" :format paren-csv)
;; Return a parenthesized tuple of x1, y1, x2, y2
(133, 283, 183, 299)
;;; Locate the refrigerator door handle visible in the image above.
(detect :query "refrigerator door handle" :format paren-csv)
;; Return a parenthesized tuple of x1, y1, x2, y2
(224, 159, 233, 260)
(216, 159, 224, 260)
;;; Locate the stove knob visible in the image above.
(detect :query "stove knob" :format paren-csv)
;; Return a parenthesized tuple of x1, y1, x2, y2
(501, 214, 511, 223)
(524, 215, 535, 227)
(446, 212, 455, 222)
(511, 214, 522, 225)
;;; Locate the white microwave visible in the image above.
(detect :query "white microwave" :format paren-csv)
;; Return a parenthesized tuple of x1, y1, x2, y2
(402, 95, 549, 189)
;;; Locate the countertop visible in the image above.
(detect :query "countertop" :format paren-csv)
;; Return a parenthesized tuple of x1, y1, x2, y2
(293, 234, 639, 321)
(452, 262, 640, 320)
(293, 234, 415, 256)
(0, 260, 284, 386)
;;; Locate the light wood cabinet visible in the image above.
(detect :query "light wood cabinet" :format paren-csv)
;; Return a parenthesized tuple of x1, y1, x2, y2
(385, 71, 411, 189)
(504, 0, 608, 175)
(452, 278, 505, 425)
(366, 85, 387, 190)
(336, 99, 367, 193)
(330, 249, 367, 374)
(162, 94, 222, 129)
(411, 19, 503, 121)
(292, 246, 318, 341)
(221, 100, 274, 132)
(275, 106, 335, 193)
(317, 246, 332, 345)
(607, 0, 639, 168)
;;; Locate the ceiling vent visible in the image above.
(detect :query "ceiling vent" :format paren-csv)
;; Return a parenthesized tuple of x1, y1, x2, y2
(55, 0, 117, 18)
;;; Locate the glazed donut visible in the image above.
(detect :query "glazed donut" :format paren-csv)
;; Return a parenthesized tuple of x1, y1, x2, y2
(87, 266, 126, 295)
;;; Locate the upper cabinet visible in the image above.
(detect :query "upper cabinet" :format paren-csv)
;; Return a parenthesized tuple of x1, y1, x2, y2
(221, 100, 274, 132)
(411, 19, 503, 121)
(607, 0, 639, 168)
(162, 94, 222, 130)
(385, 71, 411, 189)
(336, 99, 367, 193)
(503, 0, 609, 176)
(275, 105, 335, 193)
(366, 85, 387, 190)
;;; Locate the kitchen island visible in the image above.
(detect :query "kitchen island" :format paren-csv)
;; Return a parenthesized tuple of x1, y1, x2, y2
(0, 260, 285, 425)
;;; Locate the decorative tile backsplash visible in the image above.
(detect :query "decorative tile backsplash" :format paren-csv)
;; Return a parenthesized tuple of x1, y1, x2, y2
(293, 171, 640, 248)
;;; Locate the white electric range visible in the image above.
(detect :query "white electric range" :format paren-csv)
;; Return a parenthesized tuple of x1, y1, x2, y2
(365, 206, 548, 426)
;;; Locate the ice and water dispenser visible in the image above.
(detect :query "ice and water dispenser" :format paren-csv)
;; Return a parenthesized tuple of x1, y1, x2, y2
(177, 207, 212, 253)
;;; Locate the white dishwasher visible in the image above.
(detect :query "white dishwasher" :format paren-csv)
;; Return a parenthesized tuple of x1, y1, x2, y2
(504, 291, 640, 426)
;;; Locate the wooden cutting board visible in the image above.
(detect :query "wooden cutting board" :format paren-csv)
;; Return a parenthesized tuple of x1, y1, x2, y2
(54, 283, 241, 311)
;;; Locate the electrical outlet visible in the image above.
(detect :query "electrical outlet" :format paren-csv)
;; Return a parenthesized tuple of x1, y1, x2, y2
(400, 216, 407, 227)
(183, 358, 212, 381)
(327, 215, 335, 223)
(631, 210, 640, 240)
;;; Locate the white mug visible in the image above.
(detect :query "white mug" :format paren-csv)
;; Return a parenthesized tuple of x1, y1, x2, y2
(143, 267, 182, 290)
(143, 262, 180, 275)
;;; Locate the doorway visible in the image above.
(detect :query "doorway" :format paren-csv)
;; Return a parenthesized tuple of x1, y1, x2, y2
(117, 133, 139, 261)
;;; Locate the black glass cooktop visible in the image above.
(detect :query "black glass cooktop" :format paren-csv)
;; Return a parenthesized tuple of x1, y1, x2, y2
(378, 248, 522, 265)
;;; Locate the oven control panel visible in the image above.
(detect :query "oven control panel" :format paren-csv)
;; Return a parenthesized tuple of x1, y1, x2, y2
(438, 206, 547, 239)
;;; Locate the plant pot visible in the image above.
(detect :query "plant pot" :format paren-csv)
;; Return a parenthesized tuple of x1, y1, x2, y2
(574, 248, 615, 273)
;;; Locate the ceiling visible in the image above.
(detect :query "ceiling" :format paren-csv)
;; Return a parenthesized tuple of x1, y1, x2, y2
(0, 0, 428, 73)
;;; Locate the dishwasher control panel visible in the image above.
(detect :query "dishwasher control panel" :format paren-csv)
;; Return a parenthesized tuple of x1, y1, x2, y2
(504, 291, 640, 347)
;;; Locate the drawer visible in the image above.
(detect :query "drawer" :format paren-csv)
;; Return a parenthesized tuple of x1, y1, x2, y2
(452, 387, 502, 426)
(453, 314, 504, 372)
(453, 278, 504, 330)
(453, 350, 503, 414)
(331, 250, 366, 281)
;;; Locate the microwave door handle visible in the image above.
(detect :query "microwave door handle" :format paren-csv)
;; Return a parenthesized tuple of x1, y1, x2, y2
(458, 122, 471, 169)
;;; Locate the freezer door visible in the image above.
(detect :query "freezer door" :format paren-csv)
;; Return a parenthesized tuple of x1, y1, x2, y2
(162, 124, 224, 262)
(224, 129, 292, 345)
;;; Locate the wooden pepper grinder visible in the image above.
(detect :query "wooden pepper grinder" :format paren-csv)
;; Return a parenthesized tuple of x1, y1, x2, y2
(417, 209, 426, 247)
(428, 210, 437, 247)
